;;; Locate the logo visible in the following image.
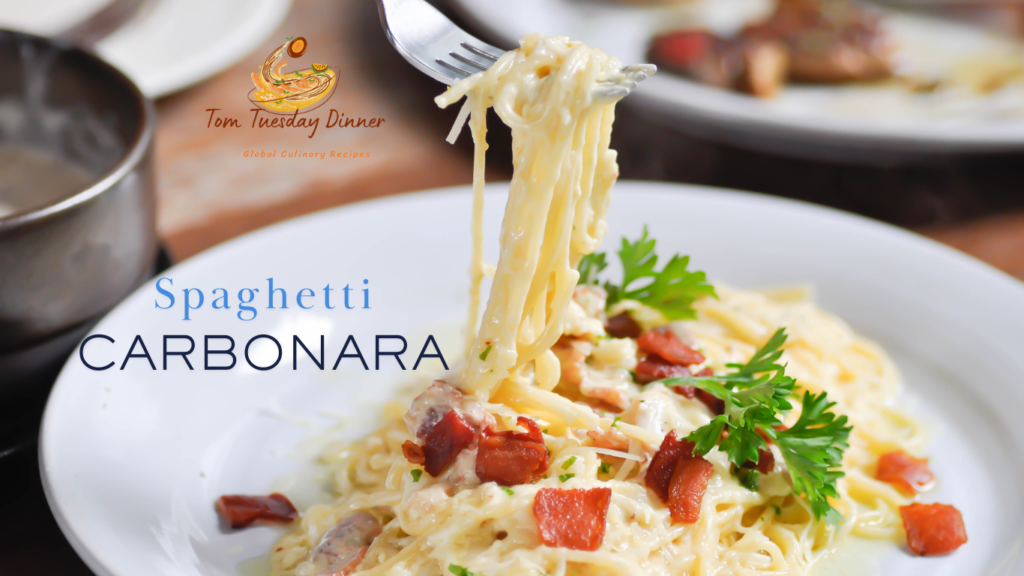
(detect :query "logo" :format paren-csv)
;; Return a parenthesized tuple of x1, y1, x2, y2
(248, 36, 338, 114)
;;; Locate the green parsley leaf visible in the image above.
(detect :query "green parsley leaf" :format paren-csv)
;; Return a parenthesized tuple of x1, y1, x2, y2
(773, 390, 851, 526)
(561, 456, 577, 470)
(576, 252, 608, 285)
(611, 417, 621, 429)
(735, 466, 760, 491)
(558, 473, 575, 482)
(448, 564, 480, 576)
(657, 328, 851, 525)
(479, 344, 492, 361)
(410, 469, 422, 482)
(599, 462, 612, 474)
(502, 487, 514, 496)
(591, 226, 717, 320)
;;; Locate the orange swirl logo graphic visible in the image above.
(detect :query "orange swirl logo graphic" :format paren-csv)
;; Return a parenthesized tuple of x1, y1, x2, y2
(249, 36, 338, 114)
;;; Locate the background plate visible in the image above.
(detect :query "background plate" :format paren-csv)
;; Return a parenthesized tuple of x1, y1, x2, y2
(41, 182, 1024, 575)
(446, 0, 1024, 160)
(0, 0, 291, 98)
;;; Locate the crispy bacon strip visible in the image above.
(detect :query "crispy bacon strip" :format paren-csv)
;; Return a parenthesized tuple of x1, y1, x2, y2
(418, 410, 476, 477)
(605, 312, 642, 339)
(644, 430, 696, 502)
(900, 503, 967, 556)
(668, 367, 724, 415)
(668, 455, 714, 524)
(876, 450, 934, 496)
(645, 430, 713, 524)
(476, 416, 549, 486)
(754, 447, 775, 474)
(215, 493, 298, 529)
(637, 330, 706, 366)
(636, 357, 690, 384)
(533, 488, 612, 551)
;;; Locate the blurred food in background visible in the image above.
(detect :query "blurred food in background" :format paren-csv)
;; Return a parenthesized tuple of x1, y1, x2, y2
(649, 0, 892, 97)
(647, 0, 1024, 99)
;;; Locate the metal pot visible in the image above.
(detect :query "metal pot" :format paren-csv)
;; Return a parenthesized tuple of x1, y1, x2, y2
(0, 30, 157, 398)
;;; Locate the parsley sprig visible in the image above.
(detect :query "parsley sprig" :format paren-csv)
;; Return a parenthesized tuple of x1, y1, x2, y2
(577, 226, 716, 320)
(658, 328, 852, 525)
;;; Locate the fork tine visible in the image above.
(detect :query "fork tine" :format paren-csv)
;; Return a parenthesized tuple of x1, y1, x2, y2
(377, 0, 507, 85)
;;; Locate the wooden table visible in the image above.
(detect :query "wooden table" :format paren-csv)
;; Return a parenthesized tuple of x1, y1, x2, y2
(4, 0, 1024, 574)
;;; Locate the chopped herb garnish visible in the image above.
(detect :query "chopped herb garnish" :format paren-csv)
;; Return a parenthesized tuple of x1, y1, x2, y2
(558, 473, 575, 482)
(479, 344, 492, 361)
(611, 417, 622, 429)
(735, 467, 759, 491)
(599, 462, 612, 474)
(542, 428, 549, 434)
(659, 328, 852, 525)
(561, 456, 577, 470)
(579, 226, 717, 320)
(502, 487, 514, 496)
(410, 469, 423, 482)
(449, 565, 480, 576)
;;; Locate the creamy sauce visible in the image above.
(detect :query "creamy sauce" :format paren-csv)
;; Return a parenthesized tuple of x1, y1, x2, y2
(0, 145, 96, 217)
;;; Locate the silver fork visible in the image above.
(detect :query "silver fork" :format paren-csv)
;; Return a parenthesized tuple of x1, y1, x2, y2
(375, 0, 654, 98)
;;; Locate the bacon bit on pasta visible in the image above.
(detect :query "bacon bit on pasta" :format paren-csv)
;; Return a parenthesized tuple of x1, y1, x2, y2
(605, 312, 642, 339)
(533, 488, 613, 551)
(635, 357, 690, 384)
(401, 440, 426, 465)
(215, 493, 298, 529)
(876, 450, 934, 496)
(754, 447, 775, 474)
(416, 409, 476, 477)
(644, 430, 696, 502)
(637, 329, 706, 366)
(668, 454, 714, 524)
(476, 416, 549, 486)
(309, 511, 381, 575)
(900, 503, 967, 556)
(645, 430, 713, 524)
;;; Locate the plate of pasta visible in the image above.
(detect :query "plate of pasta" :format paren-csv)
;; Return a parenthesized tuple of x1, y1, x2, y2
(41, 33, 1024, 576)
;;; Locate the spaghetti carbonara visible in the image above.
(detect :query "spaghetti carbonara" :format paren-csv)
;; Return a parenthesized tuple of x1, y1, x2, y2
(248, 34, 962, 576)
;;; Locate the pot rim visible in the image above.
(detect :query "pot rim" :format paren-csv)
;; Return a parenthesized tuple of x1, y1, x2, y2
(0, 29, 156, 232)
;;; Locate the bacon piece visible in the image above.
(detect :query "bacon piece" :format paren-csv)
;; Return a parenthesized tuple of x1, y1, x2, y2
(476, 416, 549, 486)
(309, 511, 381, 575)
(754, 447, 775, 474)
(669, 367, 725, 415)
(876, 450, 934, 496)
(402, 440, 425, 465)
(668, 454, 714, 524)
(216, 493, 298, 529)
(645, 430, 714, 523)
(671, 385, 697, 399)
(605, 312, 642, 339)
(417, 410, 476, 477)
(900, 503, 967, 556)
(533, 488, 612, 551)
(637, 330, 706, 366)
(635, 357, 690, 384)
(644, 430, 697, 502)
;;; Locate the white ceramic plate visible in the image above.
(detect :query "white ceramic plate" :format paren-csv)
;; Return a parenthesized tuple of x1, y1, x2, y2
(446, 0, 1024, 160)
(41, 182, 1024, 576)
(0, 0, 291, 98)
